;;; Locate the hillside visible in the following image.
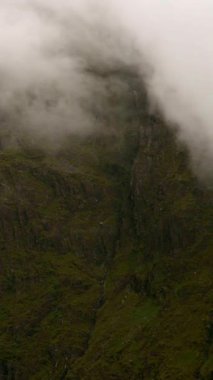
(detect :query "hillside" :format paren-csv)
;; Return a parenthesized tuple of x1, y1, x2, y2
(0, 70, 212, 380)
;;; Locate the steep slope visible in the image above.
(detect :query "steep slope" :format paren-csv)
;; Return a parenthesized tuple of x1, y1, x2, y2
(71, 113, 212, 380)
(0, 71, 212, 380)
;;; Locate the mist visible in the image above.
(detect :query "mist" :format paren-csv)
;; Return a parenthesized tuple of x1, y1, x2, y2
(0, 0, 136, 145)
(113, 0, 213, 178)
(0, 0, 213, 178)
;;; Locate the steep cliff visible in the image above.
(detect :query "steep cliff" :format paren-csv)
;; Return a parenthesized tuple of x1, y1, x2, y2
(0, 71, 212, 380)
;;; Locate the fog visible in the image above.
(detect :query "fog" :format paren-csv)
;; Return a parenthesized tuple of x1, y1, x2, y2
(0, 0, 133, 145)
(0, 0, 213, 177)
(114, 0, 213, 178)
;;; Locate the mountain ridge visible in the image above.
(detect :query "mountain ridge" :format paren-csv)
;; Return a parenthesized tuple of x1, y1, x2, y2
(0, 70, 212, 380)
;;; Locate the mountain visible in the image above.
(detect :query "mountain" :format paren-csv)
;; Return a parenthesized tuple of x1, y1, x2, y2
(0, 69, 212, 380)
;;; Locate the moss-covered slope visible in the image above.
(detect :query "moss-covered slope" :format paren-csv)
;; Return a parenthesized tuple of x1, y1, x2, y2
(71, 115, 212, 380)
(0, 72, 212, 380)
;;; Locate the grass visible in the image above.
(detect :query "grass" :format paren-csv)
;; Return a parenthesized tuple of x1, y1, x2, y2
(0, 73, 212, 379)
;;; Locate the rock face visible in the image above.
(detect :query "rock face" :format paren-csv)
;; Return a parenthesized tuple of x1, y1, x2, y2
(0, 71, 212, 380)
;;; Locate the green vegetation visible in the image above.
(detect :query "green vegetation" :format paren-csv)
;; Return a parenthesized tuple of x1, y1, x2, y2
(0, 72, 212, 379)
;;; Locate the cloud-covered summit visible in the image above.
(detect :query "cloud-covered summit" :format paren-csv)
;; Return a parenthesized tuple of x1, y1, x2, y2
(0, 0, 213, 178)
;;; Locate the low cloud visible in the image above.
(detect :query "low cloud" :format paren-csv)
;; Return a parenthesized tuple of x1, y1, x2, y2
(112, 0, 213, 178)
(0, 0, 212, 178)
(0, 0, 135, 145)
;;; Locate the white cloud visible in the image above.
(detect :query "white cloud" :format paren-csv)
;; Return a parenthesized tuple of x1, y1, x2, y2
(0, 0, 212, 177)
